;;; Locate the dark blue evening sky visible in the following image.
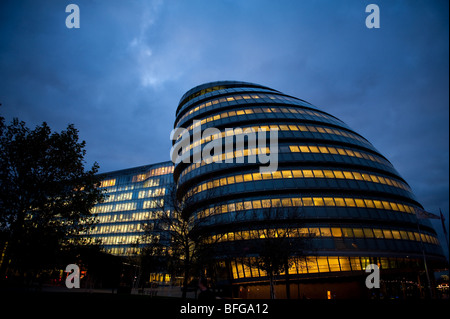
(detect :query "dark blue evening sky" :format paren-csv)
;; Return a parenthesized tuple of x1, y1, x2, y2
(1, 0, 448, 248)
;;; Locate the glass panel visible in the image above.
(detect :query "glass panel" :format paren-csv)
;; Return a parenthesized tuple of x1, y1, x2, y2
(313, 197, 325, 206)
(350, 257, 362, 271)
(328, 257, 341, 272)
(302, 198, 314, 206)
(324, 197, 335, 206)
(317, 257, 330, 272)
(306, 257, 318, 273)
(303, 170, 314, 178)
(344, 198, 356, 207)
(331, 227, 342, 237)
(383, 229, 393, 239)
(373, 229, 384, 239)
(309, 228, 320, 237)
(363, 228, 374, 238)
(339, 257, 351, 271)
(392, 230, 402, 240)
(334, 198, 345, 207)
(353, 228, 364, 238)
(320, 227, 332, 237)
(342, 228, 354, 237)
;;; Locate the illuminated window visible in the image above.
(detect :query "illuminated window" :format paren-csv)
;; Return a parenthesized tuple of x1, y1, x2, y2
(313, 170, 324, 178)
(364, 199, 375, 208)
(327, 147, 338, 154)
(354, 199, 366, 208)
(303, 170, 314, 178)
(292, 198, 302, 206)
(353, 228, 364, 238)
(320, 227, 331, 237)
(334, 198, 346, 207)
(328, 257, 341, 272)
(317, 257, 329, 272)
(391, 230, 401, 240)
(363, 228, 374, 238)
(333, 171, 345, 179)
(313, 197, 324, 206)
(262, 199, 271, 208)
(344, 198, 356, 207)
(350, 257, 362, 271)
(373, 229, 384, 239)
(299, 146, 310, 152)
(331, 228, 342, 237)
(323, 170, 335, 178)
(309, 228, 320, 237)
(373, 201, 384, 209)
(303, 198, 314, 206)
(252, 200, 262, 209)
(323, 197, 335, 206)
(307, 258, 319, 273)
(282, 198, 292, 207)
(383, 229, 393, 239)
(292, 170, 303, 178)
(343, 171, 354, 179)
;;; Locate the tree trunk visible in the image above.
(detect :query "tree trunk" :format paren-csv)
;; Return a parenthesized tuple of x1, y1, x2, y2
(284, 261, 291, 299)
(269, 272, 276, 299)
(182, 245, 190, 299)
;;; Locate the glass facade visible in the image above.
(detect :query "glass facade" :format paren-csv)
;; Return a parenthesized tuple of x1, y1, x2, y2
(173, 81, 446, 289)
(86, 162, 174, 256)
(85, 80, 445, 298)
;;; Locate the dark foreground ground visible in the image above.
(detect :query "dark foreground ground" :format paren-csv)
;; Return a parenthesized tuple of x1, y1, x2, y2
(0, 288, 448, 318)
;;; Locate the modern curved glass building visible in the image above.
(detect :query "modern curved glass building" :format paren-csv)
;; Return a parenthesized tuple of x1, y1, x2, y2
(173, 81, 446, 298)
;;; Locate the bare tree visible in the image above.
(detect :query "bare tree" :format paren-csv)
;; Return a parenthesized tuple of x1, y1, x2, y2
(139, 183, 224, 298)
(234, 202, 314, 299)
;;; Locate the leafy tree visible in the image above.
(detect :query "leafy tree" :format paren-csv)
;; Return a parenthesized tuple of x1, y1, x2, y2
(0, 117, 104, 281)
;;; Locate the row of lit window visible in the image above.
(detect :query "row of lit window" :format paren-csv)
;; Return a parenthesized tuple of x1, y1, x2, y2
(288, 144, 387, 166)
(91, 202, 137, 214)
(137, 187, 166, 199)
(176, 92, 317, 127)
(143, 199, 164, 209)
(231, 256, 419, 279)
(92, 222, 145, 235)
(101, 185, 135, 193)
(190, 168, 410, 196)
(178, 144, 389, 182)
(143, 178, 161, 188)
(100, 176, 170, 193)
(182, 105, 343, 134)
(180, 124, 370, 156)
(196, 196, 416, 221)
(103, 192, 133, 203)
(179, 147, 271, 180)
(95, 234, 140, 246)
(104, 246, 137, 256)
(179, 85, 226, 108)
(133, 166, 174, 183)
(95, 210, 158, 224)
(204, 226, 438, 245)
(100, 179, 116, 187)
